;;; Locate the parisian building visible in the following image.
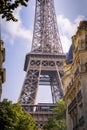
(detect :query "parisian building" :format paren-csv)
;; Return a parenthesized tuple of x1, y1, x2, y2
(62, 21, 87, 130)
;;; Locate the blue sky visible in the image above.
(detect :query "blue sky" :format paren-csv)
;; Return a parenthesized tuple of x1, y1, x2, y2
(1, 0, 87, 103)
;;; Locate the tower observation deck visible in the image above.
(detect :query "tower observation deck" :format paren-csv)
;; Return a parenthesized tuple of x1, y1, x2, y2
(18, 0, 66, 129)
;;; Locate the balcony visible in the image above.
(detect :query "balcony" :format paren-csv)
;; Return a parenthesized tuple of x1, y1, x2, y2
(68, 98, 77, 113)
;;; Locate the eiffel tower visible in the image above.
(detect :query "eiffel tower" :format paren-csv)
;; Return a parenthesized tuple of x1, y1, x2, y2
(18, 0, 66, 129)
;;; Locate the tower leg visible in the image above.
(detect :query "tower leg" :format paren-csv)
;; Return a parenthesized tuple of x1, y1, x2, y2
(19, 69, 41, 105)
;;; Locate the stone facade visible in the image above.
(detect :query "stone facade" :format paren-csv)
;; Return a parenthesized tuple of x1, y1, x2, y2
(62, 21, 87, 130)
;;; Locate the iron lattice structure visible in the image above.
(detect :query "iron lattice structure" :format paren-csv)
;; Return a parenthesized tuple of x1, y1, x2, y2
(32, 0, 63, 53)
(18, 0, 65, 106)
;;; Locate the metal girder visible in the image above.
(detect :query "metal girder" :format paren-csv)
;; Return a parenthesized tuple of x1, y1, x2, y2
(31, 0, 63, 54)
(19, 69, 41, 105)
(18, 53, 65, 105)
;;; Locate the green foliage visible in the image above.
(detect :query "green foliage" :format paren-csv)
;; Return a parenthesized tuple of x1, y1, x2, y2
(43, 118, 57, 130)
(0, 99, 38, 130)
(0, 0, 30, 21)
(54, 99, 66, 120)
(43, 99, 67, 130)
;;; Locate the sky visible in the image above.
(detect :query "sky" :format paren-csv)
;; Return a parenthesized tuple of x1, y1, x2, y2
(1, 0, 87, 103)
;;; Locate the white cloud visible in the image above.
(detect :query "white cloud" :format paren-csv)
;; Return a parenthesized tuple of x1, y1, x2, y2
(2, 7, 32, 45)
(60, 35, 71, 52)
(57, 14, 84, 52)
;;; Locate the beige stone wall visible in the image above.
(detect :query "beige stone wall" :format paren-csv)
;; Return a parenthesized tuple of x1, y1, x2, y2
(81, 75, 87, 129)
(62, 63, 72, 94)
(63, 21, 87, 130)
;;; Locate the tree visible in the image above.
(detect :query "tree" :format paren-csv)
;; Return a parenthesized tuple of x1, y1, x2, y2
(0, 0, 30, 21)
(0, 99, 38, 130)
(54, 98, 66, 120)
(43, 99, 67, 130)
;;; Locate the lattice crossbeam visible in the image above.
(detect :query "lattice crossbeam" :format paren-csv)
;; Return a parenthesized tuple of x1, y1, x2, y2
(32, 0, 63, 53)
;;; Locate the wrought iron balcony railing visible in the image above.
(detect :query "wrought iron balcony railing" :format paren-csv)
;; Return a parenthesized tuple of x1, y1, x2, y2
(68, 98, 77, 113)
